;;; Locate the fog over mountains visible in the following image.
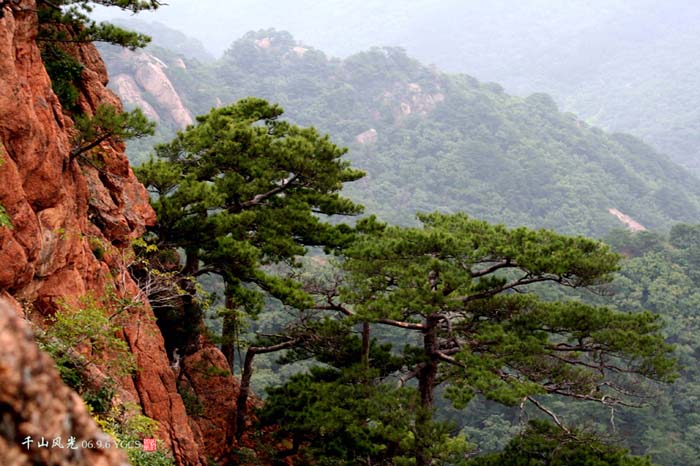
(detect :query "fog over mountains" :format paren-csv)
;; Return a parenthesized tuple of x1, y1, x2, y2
(94, 0, 700, 173)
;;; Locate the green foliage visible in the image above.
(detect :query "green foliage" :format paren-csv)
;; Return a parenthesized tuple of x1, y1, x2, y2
(83, 380, 116, 415)
(31, 295, 147, 458)
(261, 365, 472, 465)
(40, 43, 84, 110)
(136, 98, 363, 367)
(38, 293, 137, 381)
(178, 1, 700, 173)
(36, 0, 158, 111)
(88, 236, 107, 260)
(127, 449, 176, 466)
(93, 404, 175, 466)
(72, 104, 155, 160)
(468, 420, 654, 466)
(460, 414, 520, 453)
(36, 292, 139, 417)
(109, 28, 700, 236)
(335, 212, 676, 464)
(0, 149, 8, 229)
(37, 0, 159, 50)
(585, 226, 700, 466)
(0, 203, 11, 229)
(176, 382, 204, 417)
(96, 25, 700, 463)
(46, 294, 137, 375)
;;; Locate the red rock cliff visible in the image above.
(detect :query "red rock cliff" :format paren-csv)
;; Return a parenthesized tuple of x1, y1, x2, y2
(0, 2, 204, 464)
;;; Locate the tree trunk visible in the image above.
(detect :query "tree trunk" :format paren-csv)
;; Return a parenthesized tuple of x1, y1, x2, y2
(183, 249, 199, 275)
(231, 347, 256, 443)
(416, 313, 439, 466)
(227, 339, 298, 452)
(361, 321, 371, 370)
(221, 292, 237, 372)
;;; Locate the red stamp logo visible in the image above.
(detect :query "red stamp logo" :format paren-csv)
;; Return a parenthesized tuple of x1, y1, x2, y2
(143, 438, 157, 452)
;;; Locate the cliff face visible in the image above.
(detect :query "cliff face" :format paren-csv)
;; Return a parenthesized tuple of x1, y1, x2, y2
(109, 48, 193, 129)
(0, 2, 204, 464)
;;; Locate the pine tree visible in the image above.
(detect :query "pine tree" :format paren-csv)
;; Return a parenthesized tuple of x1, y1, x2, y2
(72, 104, 155, 162)
(138, 97, 362, 360)
(468, 420, 653, 466)
(320, 212, 678, 466)
(37, 0, 162, 50)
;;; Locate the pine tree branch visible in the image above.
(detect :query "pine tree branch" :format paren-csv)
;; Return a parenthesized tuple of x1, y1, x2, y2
(457, 274, 565, 303)
(527, 396, 570, 433)
(238, 173, 298, 209)
(314, 302, 427, 330)
(469, 258, 514, 277)
(70, 133, 112, 161)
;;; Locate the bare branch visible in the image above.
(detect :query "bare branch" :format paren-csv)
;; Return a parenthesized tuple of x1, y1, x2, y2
(397, 362, 427, 387)
(527, 396, 570, 434)
(314, 303, 427, 330)
(544, 388, 643, 408)
(470, 258, 514, 278)
(435, 350, 463, 367)
(249, 338, 300, 355)
(238, 173, 298, 209)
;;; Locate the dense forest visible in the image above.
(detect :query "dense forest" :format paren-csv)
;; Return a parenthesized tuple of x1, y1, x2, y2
(101, 28, 700, 238)
(92, 22, 700, 465)
(96, 0, 700, 174)
(3, 2, 699, 465)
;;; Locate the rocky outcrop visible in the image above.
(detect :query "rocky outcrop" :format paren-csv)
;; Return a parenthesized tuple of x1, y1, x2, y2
(382, 82, 446, 123)
(133, 57, 193, 129)
(254, 37, 271, 49)
(113, 48, 193, 129)
(608, 208, 647, 232)
(111, 74, 160, 123)
(0, 2, 203, 464)
(179, 342, 239, 461)
(0, 298, 129, 466)
(355, 128, 378, 145)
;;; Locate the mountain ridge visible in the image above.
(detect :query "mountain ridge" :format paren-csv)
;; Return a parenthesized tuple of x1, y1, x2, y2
(101, 26, 700, 237)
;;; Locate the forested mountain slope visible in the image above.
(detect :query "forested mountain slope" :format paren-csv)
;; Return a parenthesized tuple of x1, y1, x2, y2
(101, 28, 700, 237)
(387, 0, 700, 173)
(99, 0, 700, 174)
(92, 24, 700, 466)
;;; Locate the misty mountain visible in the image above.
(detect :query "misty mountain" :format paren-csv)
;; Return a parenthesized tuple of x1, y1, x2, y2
(101, 27, 700, 238)
(96, 1, 700, 173)
(108, 18, 214, 63)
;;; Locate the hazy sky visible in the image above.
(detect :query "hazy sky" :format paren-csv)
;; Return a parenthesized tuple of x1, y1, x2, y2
(91, 1, 700, 96)
(91, 0, 698, 69)
(92, 0, 615, 59)
(91, 0, 424, 57)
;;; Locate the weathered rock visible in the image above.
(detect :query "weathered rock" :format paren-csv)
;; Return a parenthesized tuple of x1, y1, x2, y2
(608, 208, 647, 232)
(0, 2, 203, 465)
(0, 297, 129, 466)
(111, 74, 161, 123)
(254, 37, 271, 49)
(355, 128, 378, 145)
(180, 340, 239, 461)
(127, 50, 193, 129)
